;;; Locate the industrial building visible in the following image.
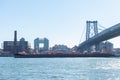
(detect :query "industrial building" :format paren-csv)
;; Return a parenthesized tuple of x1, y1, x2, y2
(3, 38, 29, 53)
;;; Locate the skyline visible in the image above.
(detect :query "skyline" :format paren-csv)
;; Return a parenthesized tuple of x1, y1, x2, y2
(0, 0, 120, 48)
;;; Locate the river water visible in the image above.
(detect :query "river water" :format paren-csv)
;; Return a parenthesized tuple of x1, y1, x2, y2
(0, 57, 120, 80)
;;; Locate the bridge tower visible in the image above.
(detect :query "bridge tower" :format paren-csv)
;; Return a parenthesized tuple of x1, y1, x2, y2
(86, 21, 98, 52)
(86, 21, 98, 40)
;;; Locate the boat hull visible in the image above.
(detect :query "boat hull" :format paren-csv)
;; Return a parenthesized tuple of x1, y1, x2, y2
(14, 53, 116, 58)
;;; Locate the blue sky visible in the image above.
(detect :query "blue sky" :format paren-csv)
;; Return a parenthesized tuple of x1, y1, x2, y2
(0, 0, 120, 48)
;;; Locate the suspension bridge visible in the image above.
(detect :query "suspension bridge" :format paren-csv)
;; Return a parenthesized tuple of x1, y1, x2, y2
(77, 21, 120, 52)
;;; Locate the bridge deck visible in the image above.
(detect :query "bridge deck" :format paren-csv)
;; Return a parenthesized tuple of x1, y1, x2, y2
(78, 23, 120, 49)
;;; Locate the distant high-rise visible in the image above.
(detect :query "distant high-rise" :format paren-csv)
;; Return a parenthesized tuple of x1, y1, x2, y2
(34, 38, 49, 53)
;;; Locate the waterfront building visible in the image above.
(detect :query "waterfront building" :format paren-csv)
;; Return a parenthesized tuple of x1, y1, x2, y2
(3, 38, 29, 53)
(52, 44, 71, 53)
(113, 48, 120, 55)
(99, 41, 113, 53)
(71, 45, 78, 51)
(34, 38, 49, 53)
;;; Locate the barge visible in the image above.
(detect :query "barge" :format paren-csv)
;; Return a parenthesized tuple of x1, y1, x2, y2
(14, 53, 116, 58)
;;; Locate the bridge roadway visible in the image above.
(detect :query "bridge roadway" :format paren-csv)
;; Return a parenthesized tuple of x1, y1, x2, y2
(78, 23, 120, 51)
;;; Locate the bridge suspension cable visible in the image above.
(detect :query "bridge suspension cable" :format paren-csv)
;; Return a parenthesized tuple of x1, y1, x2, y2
(98, 23, 106, 32)
(79, 25, 86, 44)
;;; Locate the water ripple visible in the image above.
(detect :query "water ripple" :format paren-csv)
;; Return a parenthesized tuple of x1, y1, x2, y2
(0, 58, 120, 80)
